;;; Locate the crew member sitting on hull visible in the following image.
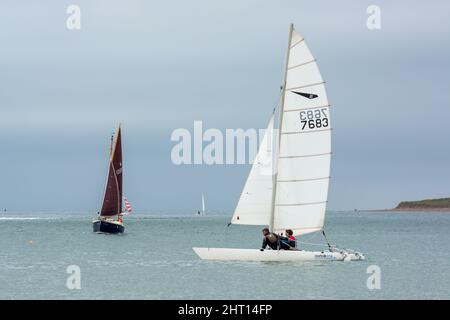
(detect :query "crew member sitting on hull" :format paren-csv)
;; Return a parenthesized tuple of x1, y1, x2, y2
(286, 229, 296, 248)
(117, 215, 123, 223)
(280, 229, 297, 250)
(260, 228, 279, 251)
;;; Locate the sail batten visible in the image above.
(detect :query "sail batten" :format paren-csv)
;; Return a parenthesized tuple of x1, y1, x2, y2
(275, 201, 328, 206)
(290, 38, 304, 48)
(285, 104, 331, 113)
(286, 82, 325, 91)
(279, 152, 331, 159)
(287, 59, 316, 70)
(277, 177, 330, 182)
(282, 129, 332, 135)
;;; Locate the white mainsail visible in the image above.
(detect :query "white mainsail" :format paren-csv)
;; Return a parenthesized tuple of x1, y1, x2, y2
(231, 26, 330, 236)
(272, 28, 331, 236)
(231, 115, 275, 225)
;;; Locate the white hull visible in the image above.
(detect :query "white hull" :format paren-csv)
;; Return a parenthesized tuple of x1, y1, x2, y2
(193, 247, 364, 262)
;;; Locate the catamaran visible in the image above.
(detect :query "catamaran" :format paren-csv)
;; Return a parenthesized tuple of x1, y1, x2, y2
(193, 24, 364, 261)
(93, 125, 126, 234)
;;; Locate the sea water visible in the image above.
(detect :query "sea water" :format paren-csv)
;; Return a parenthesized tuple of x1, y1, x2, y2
(0, 211, 449, 299)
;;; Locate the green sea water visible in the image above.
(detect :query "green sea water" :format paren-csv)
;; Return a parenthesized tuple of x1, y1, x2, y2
(0, 211, 449, 299)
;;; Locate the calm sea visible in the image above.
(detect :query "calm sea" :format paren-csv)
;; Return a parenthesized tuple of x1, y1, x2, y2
(0, 211, 449, 299)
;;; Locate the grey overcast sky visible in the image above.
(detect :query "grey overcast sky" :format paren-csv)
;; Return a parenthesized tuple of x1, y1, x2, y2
(0, 0, 449, 212)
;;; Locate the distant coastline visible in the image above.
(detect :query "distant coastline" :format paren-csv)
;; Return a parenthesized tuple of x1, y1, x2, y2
(393, 197, 450, 212)
(355, 197, 450, 212)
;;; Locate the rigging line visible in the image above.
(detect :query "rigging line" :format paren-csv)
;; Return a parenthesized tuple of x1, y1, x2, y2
(322, 230, 333, 251)
(296, 240, 329, 247)
(272, 85, 284, 115)
(304, 229, 321, 243)
(97, 141, 113, 217)
(294, 230, 323, 248)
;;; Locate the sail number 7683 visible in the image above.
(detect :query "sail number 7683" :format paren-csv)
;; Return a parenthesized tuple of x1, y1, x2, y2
(299, 108, 329, 130)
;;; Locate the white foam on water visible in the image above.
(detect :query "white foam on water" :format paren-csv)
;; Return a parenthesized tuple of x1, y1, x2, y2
(0, 217, 41, 220)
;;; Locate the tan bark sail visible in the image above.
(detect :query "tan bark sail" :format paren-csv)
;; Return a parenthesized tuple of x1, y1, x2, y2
(100, 126, 123, 217)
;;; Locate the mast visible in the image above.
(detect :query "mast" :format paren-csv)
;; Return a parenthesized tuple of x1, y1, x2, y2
(110, 133, 114, 157)
(269, 23, 294, 233)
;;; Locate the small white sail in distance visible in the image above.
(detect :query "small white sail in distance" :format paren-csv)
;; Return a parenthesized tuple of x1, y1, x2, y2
(201, 193, 206, 215)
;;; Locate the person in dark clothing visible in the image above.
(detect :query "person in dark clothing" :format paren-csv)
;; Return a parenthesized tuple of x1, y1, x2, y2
(260, 228, 279, 251)
(286, 229, 297, 249)
(279, 235, 290, 250)
(279, 229, 297, 250)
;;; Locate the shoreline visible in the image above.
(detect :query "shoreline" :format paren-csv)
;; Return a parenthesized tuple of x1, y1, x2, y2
(355, 208, 450, 213)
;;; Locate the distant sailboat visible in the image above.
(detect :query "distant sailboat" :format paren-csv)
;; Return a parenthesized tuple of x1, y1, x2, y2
(196, 193, 206, 216)
(93, 125, 126, 234)
(201, 193, 206, 215)
(193, 24, 364, 261)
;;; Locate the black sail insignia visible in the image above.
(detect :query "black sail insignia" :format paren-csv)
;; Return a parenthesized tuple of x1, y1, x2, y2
(292, 91, 318, 99)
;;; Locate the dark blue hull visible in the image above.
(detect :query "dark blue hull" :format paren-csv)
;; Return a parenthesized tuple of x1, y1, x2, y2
(93, 220, 124, 234)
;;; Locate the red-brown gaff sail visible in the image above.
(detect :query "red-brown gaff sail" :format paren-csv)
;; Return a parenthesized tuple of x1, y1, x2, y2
(100, 126, 123, 216)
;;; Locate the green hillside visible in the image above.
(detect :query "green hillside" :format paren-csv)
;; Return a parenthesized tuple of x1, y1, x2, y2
(395, 197, 450, 210)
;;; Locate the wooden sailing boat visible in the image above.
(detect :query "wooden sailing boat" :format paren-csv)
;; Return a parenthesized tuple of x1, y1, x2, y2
(93, 125, 125, 234)
(193, 24, 364, 261)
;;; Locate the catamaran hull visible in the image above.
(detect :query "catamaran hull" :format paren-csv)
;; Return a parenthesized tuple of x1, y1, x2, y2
(93, 220, 124, 234)
(193, 247, 364, 262)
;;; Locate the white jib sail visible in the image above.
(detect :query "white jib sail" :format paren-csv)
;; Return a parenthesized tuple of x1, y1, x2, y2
(273, 28, 331, 236)
(231, 114, 275, 225)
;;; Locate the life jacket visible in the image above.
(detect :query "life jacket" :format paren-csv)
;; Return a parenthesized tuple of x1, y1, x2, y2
(288, 235, 296, 248)
(267, 233, 278, 244)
